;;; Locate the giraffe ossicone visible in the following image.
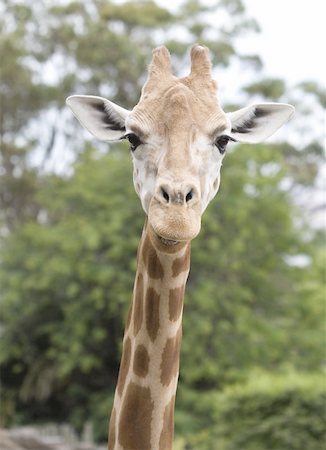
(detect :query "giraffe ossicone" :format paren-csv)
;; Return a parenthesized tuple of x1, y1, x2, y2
(66, 45, 294, 450)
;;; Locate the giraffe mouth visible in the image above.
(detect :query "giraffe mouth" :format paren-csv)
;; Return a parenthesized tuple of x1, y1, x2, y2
(158, 236, 179, 246)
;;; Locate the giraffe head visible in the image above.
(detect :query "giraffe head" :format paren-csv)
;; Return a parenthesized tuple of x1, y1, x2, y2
(67, 45, 294, 245)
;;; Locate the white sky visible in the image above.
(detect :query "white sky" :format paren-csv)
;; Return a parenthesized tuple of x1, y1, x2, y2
(158, 0, 325, 86)
(242, 0, 325, 85)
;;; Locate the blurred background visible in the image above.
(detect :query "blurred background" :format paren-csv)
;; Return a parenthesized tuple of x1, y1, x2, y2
(0, 1, 325, 449)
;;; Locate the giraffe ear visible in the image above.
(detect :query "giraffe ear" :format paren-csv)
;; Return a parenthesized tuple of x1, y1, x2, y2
(66, 95, 130, 141)
(227, 103, 295, 144)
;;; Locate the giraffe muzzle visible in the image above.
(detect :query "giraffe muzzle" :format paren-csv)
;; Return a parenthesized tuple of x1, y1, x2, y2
(148, 197, 201, 243)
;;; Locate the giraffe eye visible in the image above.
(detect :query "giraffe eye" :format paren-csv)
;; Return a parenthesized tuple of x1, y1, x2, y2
(125, 133, 142, 151)
(215, 135, 231, 154)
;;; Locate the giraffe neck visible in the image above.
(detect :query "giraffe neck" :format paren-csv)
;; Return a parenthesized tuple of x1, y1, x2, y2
(108, 220, 191, 450)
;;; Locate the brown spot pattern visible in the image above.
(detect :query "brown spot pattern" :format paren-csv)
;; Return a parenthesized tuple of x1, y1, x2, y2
(118, 382, 154, 450)
(160, 328, 182, 386)
(172, 246, 190, 277)
(169, 286, 185, 321)
(159, 396, 175, 450)
(117, 337, 131, 397)
(142, 234, 164, 280)
(133, 344, 150, 378)
(133, 273, 144, 336)
(108, 408, 116, 450)
(145, 287, 160, 342)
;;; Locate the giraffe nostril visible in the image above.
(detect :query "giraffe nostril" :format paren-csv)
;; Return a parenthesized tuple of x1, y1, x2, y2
(185, 190, 193, 203)
(161, 188, 170, 203)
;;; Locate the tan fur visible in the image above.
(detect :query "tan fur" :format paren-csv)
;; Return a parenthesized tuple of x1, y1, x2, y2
(109, 221, 190, 450)
(108, 408, 116, 450)
(159, 395, 175, 450)
(110, 46, 226, 450)
(160, 327, 182, 386)
(116, 337, 131, 397)
(128, 46, 229, 240)
(133, 273, 144, 336)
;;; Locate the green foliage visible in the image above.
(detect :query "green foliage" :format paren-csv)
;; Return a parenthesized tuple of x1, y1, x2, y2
(1, 0, 325, 447)
(0, 143, 40, 229)
(244, 78, 286, 100)
(0, 5, 57, 229)
(208, 372, 325, 450)
(177, 372, 326, 450)
(99, 1, 174, 29)
(1, 144, 325, 442)
(299, 81, 326, 108)
(182, 144, 324, 388)
(0, 147, 142, 435)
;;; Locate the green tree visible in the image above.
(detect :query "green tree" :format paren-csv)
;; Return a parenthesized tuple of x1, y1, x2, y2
(0, 0, 325, 446)
(0, 146, 141, 434)
(183, 143, 324, 387)
(189, 372, 326, 450)
(1, 144, 324, 440)
(0, 4, 52, 230)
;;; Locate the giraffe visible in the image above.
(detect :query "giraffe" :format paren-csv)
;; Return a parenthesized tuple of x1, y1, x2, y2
(66, 45, 294, 450)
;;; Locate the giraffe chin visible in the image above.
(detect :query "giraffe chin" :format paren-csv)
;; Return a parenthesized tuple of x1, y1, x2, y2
(147, 226, 190, 254)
